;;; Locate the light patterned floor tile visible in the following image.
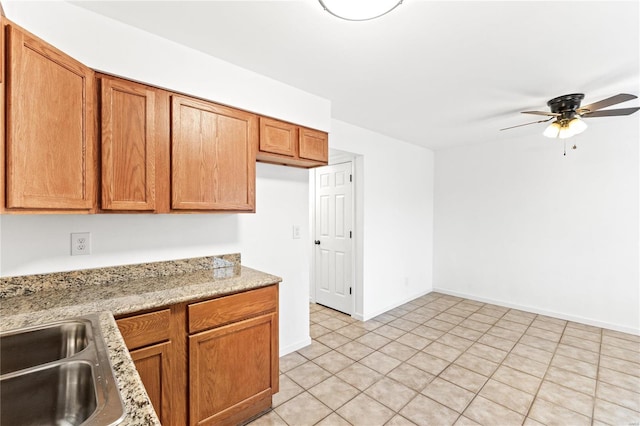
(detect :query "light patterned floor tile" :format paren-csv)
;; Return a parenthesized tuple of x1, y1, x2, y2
(313, 350, 357, 374)
(479, 379, 534, 415)
(336, 363, 382, 391)
(336, 393, 395, 426)
(335, 341, 375, 361)
(315, 413, 351, 426)
(593, 399, 640, 425)
(360, 351, 402, 375)
(491, 365, 541, 395)
(257, 299, 640, 426)
(355, 332, 392, 350)
(528, 398, 591, 426)
(274, 392, 332, 426)
(364, 377, 417, 412)
(421, 377, 474, 413)
(273, 374, 304, 407)
(387, 363, 435, 392)
(439, 364, 488, 393)
(596, 381, 640, 412)
(286, 361, 332, 389)
(400, 394, 459, 426)
(463, 396, 524, 426)
(279, 351, 307, 373)
(308, 375, 360, 410)
(536, 381, 594, 417)
(454, 352, 499, 377)
(379, 341, 418, 361)
(316, 331, 352, 349)
(247, 409, 287, 425)
(297, 340, 331, 360)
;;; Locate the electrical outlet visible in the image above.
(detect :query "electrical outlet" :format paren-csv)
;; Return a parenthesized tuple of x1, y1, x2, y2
(292, 225, 301, 239)
(71, 232, 91, 256)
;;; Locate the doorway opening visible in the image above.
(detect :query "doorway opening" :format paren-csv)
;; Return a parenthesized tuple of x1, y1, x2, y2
(310, 150, 362, 318)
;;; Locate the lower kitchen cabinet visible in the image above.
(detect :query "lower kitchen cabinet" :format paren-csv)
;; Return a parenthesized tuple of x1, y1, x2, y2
(190, 313, 278, 425)
(116, 284, 279, 425)
(129, 342, 172, 423)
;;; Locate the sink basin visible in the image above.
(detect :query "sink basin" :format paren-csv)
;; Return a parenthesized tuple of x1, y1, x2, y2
(0, 320, 89, 375)
(1, 361, 97, 425)
(0, 314, 125, 425)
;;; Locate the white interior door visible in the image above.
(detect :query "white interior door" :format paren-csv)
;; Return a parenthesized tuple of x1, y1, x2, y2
(314, 162, 353, 314)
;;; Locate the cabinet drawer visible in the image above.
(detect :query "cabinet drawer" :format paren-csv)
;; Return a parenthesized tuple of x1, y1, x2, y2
(117, 309, 171, 350)
(188, 285, 277, 334)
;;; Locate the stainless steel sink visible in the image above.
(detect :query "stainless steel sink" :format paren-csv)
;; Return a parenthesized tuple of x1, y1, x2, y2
(1, 319, 89, 375)
(0, 315, 125, 425)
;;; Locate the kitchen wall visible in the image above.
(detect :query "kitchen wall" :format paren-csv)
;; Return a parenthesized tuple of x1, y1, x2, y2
(434, 119, 639, 334)
(329, 120, 435, 320)
(1, 0, 331, 355)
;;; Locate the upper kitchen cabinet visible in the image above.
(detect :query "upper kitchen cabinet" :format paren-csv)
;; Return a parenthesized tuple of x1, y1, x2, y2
(4, 22, 96, 212)
(171, 95, 257, 212)
(99, 75, 157, 211)
(257, 117, 328, 168)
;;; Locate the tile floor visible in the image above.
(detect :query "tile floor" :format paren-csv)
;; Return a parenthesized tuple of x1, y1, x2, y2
(249, 292, 640, 426)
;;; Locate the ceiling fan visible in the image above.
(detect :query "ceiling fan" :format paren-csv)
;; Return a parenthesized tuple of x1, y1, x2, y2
(500, 93, 640, 140)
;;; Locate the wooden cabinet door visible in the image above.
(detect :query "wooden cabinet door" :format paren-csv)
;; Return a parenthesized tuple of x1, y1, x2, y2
(299, 127, 328, 163)
(5, 24, 95, 210)
(259, 117, 296, 157)
(171, 95, 257, 211)
(130, 342, 172, 425)
(100, 76, 156, 211)
(189, 313, 278, 426)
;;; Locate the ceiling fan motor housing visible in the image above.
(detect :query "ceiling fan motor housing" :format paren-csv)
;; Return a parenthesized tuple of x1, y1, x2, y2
(547, 93, 584, 120)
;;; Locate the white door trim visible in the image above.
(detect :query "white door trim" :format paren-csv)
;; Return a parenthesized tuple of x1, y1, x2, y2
(309, 151, 360, 318)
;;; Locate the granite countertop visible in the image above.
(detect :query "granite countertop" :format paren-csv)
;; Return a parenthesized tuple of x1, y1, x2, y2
(0, 254, 282, 425)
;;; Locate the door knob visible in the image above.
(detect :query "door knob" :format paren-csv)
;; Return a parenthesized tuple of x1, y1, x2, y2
(314, 240, 321, 245)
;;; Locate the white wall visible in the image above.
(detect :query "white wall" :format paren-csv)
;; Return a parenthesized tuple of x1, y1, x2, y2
(1, 1, 324, 355)
(434, 119, 639, 334)
(329, 120, 435, 320)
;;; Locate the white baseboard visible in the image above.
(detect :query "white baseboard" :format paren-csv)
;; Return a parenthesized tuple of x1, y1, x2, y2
(361, 289, 432, 322)
(280, 336, 312, 357)
(433, 287, 640, 336)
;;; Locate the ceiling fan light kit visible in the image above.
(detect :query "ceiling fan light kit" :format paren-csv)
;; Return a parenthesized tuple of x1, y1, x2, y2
(318, 0, 403, 21)
(543, 117, 587, 139)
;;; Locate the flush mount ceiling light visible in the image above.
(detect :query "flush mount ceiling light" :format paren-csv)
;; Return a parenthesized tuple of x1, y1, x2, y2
(319, 0, 403, 21)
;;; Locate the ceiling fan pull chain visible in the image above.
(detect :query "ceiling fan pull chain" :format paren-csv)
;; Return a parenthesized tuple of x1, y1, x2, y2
(563, 140, 566, 156)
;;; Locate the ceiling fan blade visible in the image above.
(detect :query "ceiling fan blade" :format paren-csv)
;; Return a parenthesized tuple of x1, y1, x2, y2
(521, 111, 561, 117)
(579, 93, 637, 113)
(500, 117, 554, 131)
(582, 107, 640, 118)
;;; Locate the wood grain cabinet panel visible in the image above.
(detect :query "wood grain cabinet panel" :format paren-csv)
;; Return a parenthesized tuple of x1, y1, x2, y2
(299, 127, 328, 163)
(129, 342, 172, 425)
(5, 23, 95, 210)
(189, 313, 278, 426)
(171, 95, 257, 211)
(100, 76, 156, 211)
(256, 117, 328, 169)
(259, 117, 296, 157)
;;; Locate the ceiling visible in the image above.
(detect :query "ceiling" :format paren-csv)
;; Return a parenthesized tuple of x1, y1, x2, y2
(72, 0, 639, 150)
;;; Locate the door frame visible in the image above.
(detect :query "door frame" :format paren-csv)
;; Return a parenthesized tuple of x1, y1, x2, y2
(309, 150, 363, 319)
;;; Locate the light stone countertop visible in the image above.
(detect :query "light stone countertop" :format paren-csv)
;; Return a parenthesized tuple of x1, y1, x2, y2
(0, 257, 282, 425)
